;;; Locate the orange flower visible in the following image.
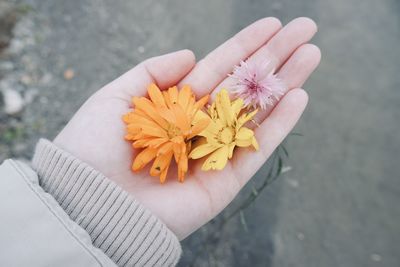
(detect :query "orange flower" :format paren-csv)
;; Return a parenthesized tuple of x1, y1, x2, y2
(123, 83, 210, 183)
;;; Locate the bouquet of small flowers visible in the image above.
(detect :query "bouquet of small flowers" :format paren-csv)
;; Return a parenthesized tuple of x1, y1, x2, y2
(123, 59, 285, 183)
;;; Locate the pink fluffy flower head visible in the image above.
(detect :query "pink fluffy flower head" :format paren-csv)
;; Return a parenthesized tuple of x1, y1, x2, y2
(229, 60, 286, 110)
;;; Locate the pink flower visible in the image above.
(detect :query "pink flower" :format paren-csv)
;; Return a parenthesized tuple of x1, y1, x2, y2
(229, 60, 286, 110)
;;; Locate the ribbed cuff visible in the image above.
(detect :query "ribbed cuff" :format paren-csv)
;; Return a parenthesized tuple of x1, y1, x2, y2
(31, 139, 181, 266)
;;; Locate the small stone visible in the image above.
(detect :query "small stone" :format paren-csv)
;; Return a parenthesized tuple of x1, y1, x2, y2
(40, 73, 53, 84)
(0, 61, 14, 71)
(287, 178, 299, 188)
(63, 68, 75, 80)
(39, 96, 48, 104)
(1, 88, 24, 115)
(138, 46, 145, 53)
(271, 2, 283, 10)
(8, 39, 24, 54)
(20, 74, 32, 85)
(370, 253, 382, 262)
(281, 166, 292, 174)
(296, 232, 305, 241)
(24, 88, 38, 104)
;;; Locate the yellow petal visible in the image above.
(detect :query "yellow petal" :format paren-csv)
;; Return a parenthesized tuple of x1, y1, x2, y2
(215, 89, 234, 126)
(228, 143, 235, 159)
(148, 83, 166, 108)
(252, 136, 259, 150)
(198, 120, 222, 139)
(235, 127, 254, 140)
(235, 138, 253, 147)
(189, 143, 219, 159)
(231, 98, 244, 116)
(132, 147, 157, 171)
(201, 146, 230, 171)
(237, 109, 258, 129)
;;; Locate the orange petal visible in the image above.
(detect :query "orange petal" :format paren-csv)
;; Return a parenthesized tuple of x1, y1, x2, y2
(132, 147, 157, 171)
(157, 142, 174, 156)
(188, 118, 210, 139)
(194, 95, 209, 110)
(132, 138, 154, 148)
(124, 134, 135, 141)
(158, 107, 177, 124)
(178, 85, 192, 111)
(146, 137, 168, 148)
(159, 162, 170, 183)
(126, 124, 141, 135)
(141, 124, 168, 138)
(173, 143, 182, 162)
(122, 112, 135, 124)
(171, 104, 191, 134)
(133, 97, 169, 129)
(150, 150, 173, 178)
(148, 83, 166, 108)
(177, 153, 188, 182)
(168, 86, 179, 105)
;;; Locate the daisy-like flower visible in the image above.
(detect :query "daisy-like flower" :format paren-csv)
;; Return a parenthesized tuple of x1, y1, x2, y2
(229, 60, 286, 110)
(189, 89, 259, 171)
(123, 83, 210, 183)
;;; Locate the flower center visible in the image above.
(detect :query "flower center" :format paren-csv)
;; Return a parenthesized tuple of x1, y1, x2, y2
(219, 127, 234, 144)
(167, 124, 182, 138)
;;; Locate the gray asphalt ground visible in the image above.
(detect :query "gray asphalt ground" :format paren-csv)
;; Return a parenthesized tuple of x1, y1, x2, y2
(0, 0, 399, 266)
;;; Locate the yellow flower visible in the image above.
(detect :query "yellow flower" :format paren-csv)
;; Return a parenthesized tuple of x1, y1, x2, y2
(189, 89, 259, 171)
(123, 83, 210, 183)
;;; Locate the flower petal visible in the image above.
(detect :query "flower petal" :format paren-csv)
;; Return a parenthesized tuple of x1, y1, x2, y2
(235, 127, 254, 140)
(157, 142, 174, 156)
(132, 147, 157, 171)
(237, 109, 258, 128)
(188, 118, 210, 139)
(231, 98, 244, 117)
(189, 143, 219, 159)
(177, 153, 188, 182)
(150, 150, 173, 177)
(167, 86, 179, 106)
(178, 85, 192, 111)
(252, 136, 259, 150)
(133, 97, 169, 128)
(148, 83, 166, 108)
(215, 89, 234, 126)
(171, 104, 191, 134)
(202, 146, 230, 171)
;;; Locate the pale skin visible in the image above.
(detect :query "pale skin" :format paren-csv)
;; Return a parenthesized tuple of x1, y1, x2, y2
(54, 17, 321, 240)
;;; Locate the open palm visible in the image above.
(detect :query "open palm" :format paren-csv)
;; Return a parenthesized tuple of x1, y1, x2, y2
(54, 17, 321, 240)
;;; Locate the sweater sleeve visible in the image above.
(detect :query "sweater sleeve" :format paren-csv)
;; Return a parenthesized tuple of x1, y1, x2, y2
(31, 139, 181, 266)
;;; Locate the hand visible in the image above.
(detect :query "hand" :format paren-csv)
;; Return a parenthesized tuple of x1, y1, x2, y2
(54, 17, 321, 240)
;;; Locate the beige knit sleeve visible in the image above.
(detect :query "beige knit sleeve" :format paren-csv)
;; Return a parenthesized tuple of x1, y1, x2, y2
(31, 139, 181, 266)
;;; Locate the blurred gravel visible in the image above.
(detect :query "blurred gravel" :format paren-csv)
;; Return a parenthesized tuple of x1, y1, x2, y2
(0, 0, 399, 266)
